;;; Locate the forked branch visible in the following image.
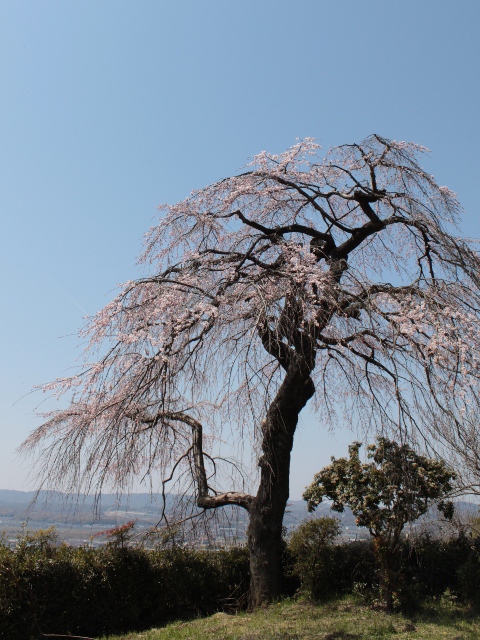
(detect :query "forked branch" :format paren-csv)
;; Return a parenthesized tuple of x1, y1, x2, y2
(139, 410, 254, 512)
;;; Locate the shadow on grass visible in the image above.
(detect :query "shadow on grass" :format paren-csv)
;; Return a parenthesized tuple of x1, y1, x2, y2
(411, 599, 479, 627)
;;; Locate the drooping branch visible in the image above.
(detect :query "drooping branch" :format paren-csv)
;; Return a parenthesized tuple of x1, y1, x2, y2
(138, 411, 254, 512)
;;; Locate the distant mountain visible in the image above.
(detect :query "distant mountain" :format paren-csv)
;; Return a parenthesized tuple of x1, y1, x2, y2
(0, 489, 179, 524)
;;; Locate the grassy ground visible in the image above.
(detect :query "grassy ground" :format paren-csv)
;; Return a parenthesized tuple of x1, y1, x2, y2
(102, 597, 480, 640)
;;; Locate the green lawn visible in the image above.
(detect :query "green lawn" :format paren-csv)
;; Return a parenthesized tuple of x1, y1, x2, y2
(102, 597, 480, 640)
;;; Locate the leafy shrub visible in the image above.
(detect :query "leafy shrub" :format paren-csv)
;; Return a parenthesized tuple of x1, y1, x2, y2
(0, 531, 250, 640)
(286, 524, 377, 602)
(456, 537, 480, 607)
(303, 438, 456, 611)
(3, 523, 480, 638)
(287, 521, 480, 611)
(395, 531, 473, 609)
(287, 517, 342, 599)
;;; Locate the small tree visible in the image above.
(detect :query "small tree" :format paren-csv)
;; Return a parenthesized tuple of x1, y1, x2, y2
(93, 521, 136, 549)
(303, 438, 455, 610)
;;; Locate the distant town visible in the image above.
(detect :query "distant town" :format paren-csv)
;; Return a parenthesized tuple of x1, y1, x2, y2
(0, 489, 365, 547)
(1, 489, 469, 548)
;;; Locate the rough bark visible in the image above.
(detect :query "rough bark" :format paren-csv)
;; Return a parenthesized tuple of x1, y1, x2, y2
(247, 362, 315, 606)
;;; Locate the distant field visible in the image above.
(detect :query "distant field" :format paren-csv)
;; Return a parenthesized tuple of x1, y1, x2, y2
(0, 489, 370, 546)
(102, 597, 480, 640)
(1, 490, 476, 548)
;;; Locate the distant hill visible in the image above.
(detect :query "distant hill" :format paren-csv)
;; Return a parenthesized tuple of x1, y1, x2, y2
(0, 488, 347, 533)
(0, 489, 179, 525)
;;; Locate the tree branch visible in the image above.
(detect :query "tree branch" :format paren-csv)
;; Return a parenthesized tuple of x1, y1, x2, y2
(137, 411, 254, 511)
(231, 209, 333, 243)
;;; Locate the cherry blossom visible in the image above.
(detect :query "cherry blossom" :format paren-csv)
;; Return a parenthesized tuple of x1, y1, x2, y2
(21, 134, 480, 604)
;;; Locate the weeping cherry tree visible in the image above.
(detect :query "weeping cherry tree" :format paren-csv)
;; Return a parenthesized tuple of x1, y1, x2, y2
(22, 135, 480, 605)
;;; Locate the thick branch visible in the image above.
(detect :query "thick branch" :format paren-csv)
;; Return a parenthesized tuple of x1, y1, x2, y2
(317, 329, 379, 347)
(337, 217, 386, 259)
(231, 209, 332, 243)
(139, 411, 253, 511)
(264, 173, 356, 233)
(258, 320, 293, 371)
(338, 282, 423, 317)
(353, 190, 383, 223)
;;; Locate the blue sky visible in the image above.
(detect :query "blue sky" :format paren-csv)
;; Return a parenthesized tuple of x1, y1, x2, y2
(1, 1, 479, 498)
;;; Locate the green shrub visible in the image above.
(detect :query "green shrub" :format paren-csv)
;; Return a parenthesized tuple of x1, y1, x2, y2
(287, 522, 480, 611)
(0, 532, 250, 640)
(287, 517, 342, 600)
(3, 523, 480, 638)
(456, 537, 480, 607)
(394, 531, 473, 609)
(286, 521, 377, 601)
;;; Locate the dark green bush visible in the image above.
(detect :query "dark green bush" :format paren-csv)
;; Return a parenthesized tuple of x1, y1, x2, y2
(287, 517, 342, 600)
(0, 534, 250, 640)
(456, 537, 480, 607)
(3, 524, 480, 637)
(393, 531, 473, 609)
(286, 521, 376, 601)
(286, 520, 480, 611)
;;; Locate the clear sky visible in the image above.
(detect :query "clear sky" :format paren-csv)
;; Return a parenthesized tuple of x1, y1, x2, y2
(1, 1, 479, 499)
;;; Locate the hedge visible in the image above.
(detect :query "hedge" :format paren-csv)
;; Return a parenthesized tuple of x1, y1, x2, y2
(3, 527, 480, 637)
(0, 537, 250, 639)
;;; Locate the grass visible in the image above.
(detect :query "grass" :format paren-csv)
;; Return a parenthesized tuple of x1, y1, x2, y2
(102, 596, 480, 640)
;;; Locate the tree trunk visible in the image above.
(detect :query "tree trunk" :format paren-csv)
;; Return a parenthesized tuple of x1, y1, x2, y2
(374, 538, 398, 613)
(247, 363, 315, 606)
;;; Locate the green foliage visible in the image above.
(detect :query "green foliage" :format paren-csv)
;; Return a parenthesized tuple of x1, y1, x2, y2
(303, 437, 456, 610)
(287, 517, 341, 599)
(0, 530, 250, 640)
(3, 522, 480, 637)
(397, 532, 473, 605)
(286, 523, 480, 613)
(286, 522, 377, 602)
(15, 525, 59, 552)
(304, 438, 456, 539)
(456, 537, 480, 608)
